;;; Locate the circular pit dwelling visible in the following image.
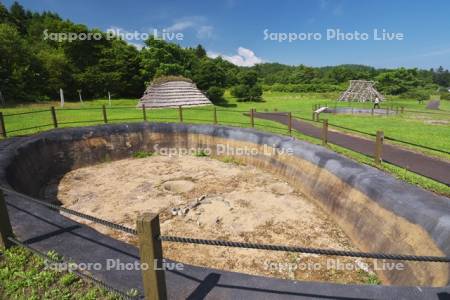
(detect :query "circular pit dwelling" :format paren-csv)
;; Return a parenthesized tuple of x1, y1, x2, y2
(0, 122, 449, 299)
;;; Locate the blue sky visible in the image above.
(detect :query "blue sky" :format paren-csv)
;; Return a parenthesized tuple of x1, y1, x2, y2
(4, 0, 450, 68)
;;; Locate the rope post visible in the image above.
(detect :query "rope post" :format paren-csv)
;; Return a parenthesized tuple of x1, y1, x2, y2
(0, 189, 13, 250)
(375, 130, 384, 165)
(142, 104, 147, 122)
(371, 108, 374, 116)
(0, 112, 6, 138)
(178, 105, 183, 123)
(250, 108, 255, 128)
(401, 106, 404, 114)
(213, 106, 217, 125)
(312, 112, 315, 121)
(50, 106, 58, 128)
(322, 119, 328, 145)
(136, 213, 167, 300)
(288, 112, 292, 136)
(386, 106, 389, 116)
(316, 112, 320, 122)
(102, 105, 108, 124)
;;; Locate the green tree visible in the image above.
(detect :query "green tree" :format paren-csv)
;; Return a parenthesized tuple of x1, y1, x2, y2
(193, 59, 226, 90)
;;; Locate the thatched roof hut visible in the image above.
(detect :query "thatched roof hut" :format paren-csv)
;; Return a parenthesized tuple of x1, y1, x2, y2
(137, 77, 212, 108)
(338, 80, 384, 102)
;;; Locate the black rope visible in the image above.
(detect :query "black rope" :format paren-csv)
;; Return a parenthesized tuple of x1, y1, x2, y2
(7, 237, 140, 300)
(159, 235, 450, 263)
(2, 187, 137, 235)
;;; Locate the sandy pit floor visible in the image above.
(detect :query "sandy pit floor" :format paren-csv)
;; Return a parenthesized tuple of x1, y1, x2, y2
(44, 155, 378, 284)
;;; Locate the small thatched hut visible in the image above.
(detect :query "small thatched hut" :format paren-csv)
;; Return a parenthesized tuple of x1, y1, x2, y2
(137, 77, 212, 108)
(338, 80, 384, 102)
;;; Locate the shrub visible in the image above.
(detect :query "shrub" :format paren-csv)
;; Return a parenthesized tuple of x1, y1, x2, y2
(230, 84, 249, 99)
(440, 92, 450, 100)
(400, 89, 430, 101)
(230, 84, 262, 101)
(248, 84, 263, 100)
(263, 83, 343, 93)
(206, 86, 224, 103)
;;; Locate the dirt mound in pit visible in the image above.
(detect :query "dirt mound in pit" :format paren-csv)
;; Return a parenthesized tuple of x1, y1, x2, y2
(45, 155, 379, 284)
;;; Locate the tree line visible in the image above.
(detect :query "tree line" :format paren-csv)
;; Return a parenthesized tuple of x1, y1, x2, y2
(1, 1, 449, 104)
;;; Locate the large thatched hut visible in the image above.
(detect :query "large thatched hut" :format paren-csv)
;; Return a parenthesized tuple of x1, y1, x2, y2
(137, 77, 212, 108)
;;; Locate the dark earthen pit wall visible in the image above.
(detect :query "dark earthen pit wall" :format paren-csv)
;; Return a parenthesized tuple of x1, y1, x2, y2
(1, 122, 449, 288)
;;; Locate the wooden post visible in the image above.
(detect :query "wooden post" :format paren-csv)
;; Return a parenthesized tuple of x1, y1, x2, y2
(136, 213, 167, 300)
(0, 190, 13, 250)
(386, 106, 389, 116)
(142, 104, 147, 122)
(0, 112, 6, 138)
(178, 105, 183, 123)
(322, 119, 328, 145)
(312, 112, 315, 121)
(371, 108, 374, 116)
(77, 90, 83, 105)
(288, 112, 292, 136)
(401, 106, 404, 114)
(316, 112, 320, 122)
(102, 105, 108, 123)
(59, 88, 64, 108)
(250, 109, 255, 128)
(50, 106, 58, 128)
(375, 131, 384, 165)
(213, 107, 217, 125)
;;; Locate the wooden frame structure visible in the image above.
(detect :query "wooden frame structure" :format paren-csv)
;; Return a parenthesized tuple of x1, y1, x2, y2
(338, 80, 384, 102)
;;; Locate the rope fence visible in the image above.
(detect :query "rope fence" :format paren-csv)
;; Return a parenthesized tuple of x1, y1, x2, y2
(158, 235, 450, 263)
(1, 180, 450, 298)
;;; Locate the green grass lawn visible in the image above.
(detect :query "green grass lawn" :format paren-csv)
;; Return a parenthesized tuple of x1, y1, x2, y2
(0, 246, 123, 299)
(1, 91, 449, 196)
(0, 93, 449, 297)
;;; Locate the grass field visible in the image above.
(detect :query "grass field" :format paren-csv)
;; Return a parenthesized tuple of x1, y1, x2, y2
(1, 91, 449, 195)
(0, 246, 123, 299)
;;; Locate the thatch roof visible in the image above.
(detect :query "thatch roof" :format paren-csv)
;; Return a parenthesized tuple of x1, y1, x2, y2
(137, 79, 212, 108)
(338, 80, 384, 102)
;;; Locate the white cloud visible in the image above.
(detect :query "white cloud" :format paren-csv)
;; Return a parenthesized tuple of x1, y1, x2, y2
(208, 47, 263, 67)
(165, 20, 195, 32)
(196, 25, 214, 39)
(165, 16, 214, 39)
(319, 0, 344, 16)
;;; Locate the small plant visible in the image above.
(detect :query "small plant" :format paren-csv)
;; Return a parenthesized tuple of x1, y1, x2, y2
(218, 156, 244, 165)
(47, 250, 62, 261)
(132, 150, 153, 159)
(59, 272, 78, 286)
(126, 288, 140, 297)
(365, 273, 381, 285)
(194, 150, 209, 157)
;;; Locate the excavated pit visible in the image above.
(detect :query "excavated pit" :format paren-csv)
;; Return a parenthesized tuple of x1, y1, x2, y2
(2, 122, 449, 287)
(44, 155, 376, 284)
